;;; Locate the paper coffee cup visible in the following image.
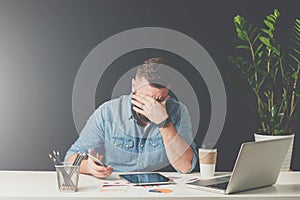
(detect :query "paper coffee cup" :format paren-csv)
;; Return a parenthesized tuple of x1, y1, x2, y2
(199, 149, 217, 177)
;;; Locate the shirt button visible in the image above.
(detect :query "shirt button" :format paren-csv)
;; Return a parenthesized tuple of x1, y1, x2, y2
(140, 144, 144, 147)
(139, 162, 143, 166)
(114, 143, 117, 146)
(126, 144, 129, 148)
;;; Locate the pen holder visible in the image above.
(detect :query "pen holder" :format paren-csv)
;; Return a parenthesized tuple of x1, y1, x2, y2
(55, 162, 79, 192)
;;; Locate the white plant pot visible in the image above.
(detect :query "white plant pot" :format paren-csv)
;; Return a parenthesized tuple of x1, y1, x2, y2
(254, 133, 294, 171)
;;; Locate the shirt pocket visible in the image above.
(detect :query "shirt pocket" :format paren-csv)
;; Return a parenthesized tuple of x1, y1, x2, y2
(147, 137, 167, 167)
(112, 137, 134, 150)
(111, 137, 135, 163)
(148, 137, 164, 152)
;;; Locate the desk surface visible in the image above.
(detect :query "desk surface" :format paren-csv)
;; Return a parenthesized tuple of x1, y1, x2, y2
(0, 171, 299, 200)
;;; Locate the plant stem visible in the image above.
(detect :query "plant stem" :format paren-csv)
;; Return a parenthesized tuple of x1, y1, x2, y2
(278, 58, 287, 114)
(248, 38, 258, 83)
(290, 63, 300, 117)
(247, 34, 266, 132)
(272, 67, 278, 110)
(267, 49, 272, 114)
(278, 89, 286, 114)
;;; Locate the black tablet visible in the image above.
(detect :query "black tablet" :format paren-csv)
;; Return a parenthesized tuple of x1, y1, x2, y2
(119, 173, 173, 186)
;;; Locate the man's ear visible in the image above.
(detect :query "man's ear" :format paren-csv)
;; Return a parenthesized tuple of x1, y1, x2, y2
(131, 78, 136, 92)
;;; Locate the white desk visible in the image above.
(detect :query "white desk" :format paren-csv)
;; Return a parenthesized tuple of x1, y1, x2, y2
(0, 171, 299, 199)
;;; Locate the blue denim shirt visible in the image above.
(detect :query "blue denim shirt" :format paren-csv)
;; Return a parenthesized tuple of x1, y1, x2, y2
(65, 93, 198, 172)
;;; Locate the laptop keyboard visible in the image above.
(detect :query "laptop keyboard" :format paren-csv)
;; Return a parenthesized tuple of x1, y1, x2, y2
(186, 175, 231, 191)
(207, 181, 229, 190)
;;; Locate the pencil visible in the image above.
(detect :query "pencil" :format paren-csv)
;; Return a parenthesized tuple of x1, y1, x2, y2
(73, 152, 80, 166)
(56, 150, 62, 164)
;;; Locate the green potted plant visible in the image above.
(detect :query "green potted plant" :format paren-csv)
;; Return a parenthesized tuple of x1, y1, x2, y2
(229, 9, 300, 171)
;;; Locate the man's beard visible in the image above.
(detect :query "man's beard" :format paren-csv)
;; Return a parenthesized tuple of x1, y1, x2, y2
(131, 105, 150, 126)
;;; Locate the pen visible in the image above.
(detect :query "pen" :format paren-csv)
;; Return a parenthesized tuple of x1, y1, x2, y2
(102, 184, 128, 187)
(72, 152, 80, 166)
(56, 150, 62, 163)
(148, 189, 173, 193)
(69, 153, 86, 177)
(48, 154, 57, 165)
(149, 189, 162, 193)
(77, 153, 86, 165)
(52, 150, 62, 165)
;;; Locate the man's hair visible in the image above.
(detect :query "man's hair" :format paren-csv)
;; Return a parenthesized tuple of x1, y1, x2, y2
(136, 57, 172, 88)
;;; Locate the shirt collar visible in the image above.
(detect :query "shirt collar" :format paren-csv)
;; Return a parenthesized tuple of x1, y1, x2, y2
(127, 91, 134, 120)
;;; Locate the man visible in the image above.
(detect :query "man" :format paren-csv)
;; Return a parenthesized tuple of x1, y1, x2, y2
(65, 58, 197, 178)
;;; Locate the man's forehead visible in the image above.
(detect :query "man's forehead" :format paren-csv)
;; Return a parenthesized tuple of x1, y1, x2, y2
(137, 85, 169, 97)
(136, 76, 169, 88)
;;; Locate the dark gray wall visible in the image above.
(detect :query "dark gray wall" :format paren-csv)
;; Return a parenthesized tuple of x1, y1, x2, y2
(0, 0, 299, 171)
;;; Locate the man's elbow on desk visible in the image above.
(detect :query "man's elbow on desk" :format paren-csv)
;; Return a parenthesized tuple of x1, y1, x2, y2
(173, 153, 194, 174)
(178, 165, 192, 174)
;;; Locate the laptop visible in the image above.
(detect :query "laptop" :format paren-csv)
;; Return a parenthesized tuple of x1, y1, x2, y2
(186, 137, 292, 194)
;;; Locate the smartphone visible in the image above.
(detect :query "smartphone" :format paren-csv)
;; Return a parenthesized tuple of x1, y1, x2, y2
(87, 153, 107, 167)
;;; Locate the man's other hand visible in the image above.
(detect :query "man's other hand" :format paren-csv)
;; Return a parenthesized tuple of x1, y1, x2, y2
(87, 149, 113, 178)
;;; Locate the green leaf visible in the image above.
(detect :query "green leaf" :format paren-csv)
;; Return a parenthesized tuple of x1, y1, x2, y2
(289, 54, 300, 63)
(292, 72, 298, 79)
(291, 39, 300, 47)
(292, 48, 300, 55)
(266, 16, 275, 23)
(261, 28, 273, 38)
(264, 19, 274, 30)
(271, 105, 277, 118)
(294, 30, 300, 38)
(234, 15, 245, 29)
(295, 19, 300, 28)
(262, 102, 268, 111)
(258, 51, 264, 58)
(247, 23, 253, 33)
(254, 44, 263, 55)
(295, 37, 300, 45)
(270, 46, 280, 56)
(256, 59, 262, 66)
(237, 30, 248, 41)
(273, 129, 283, 136)
(294, 29, 300, 38)
(269, 14, 277, 21)
(278, 113, 284, 122)
(264, 92, 270, 98)
(259, 36, 271, 47)
(249, 26, 258, 40)
(258, 78, 265, 89)
(258, 107, 264, 117)
(274, 9, 280, 18)
(236, 45, 250, 50)
(253, 33, 262, 45)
